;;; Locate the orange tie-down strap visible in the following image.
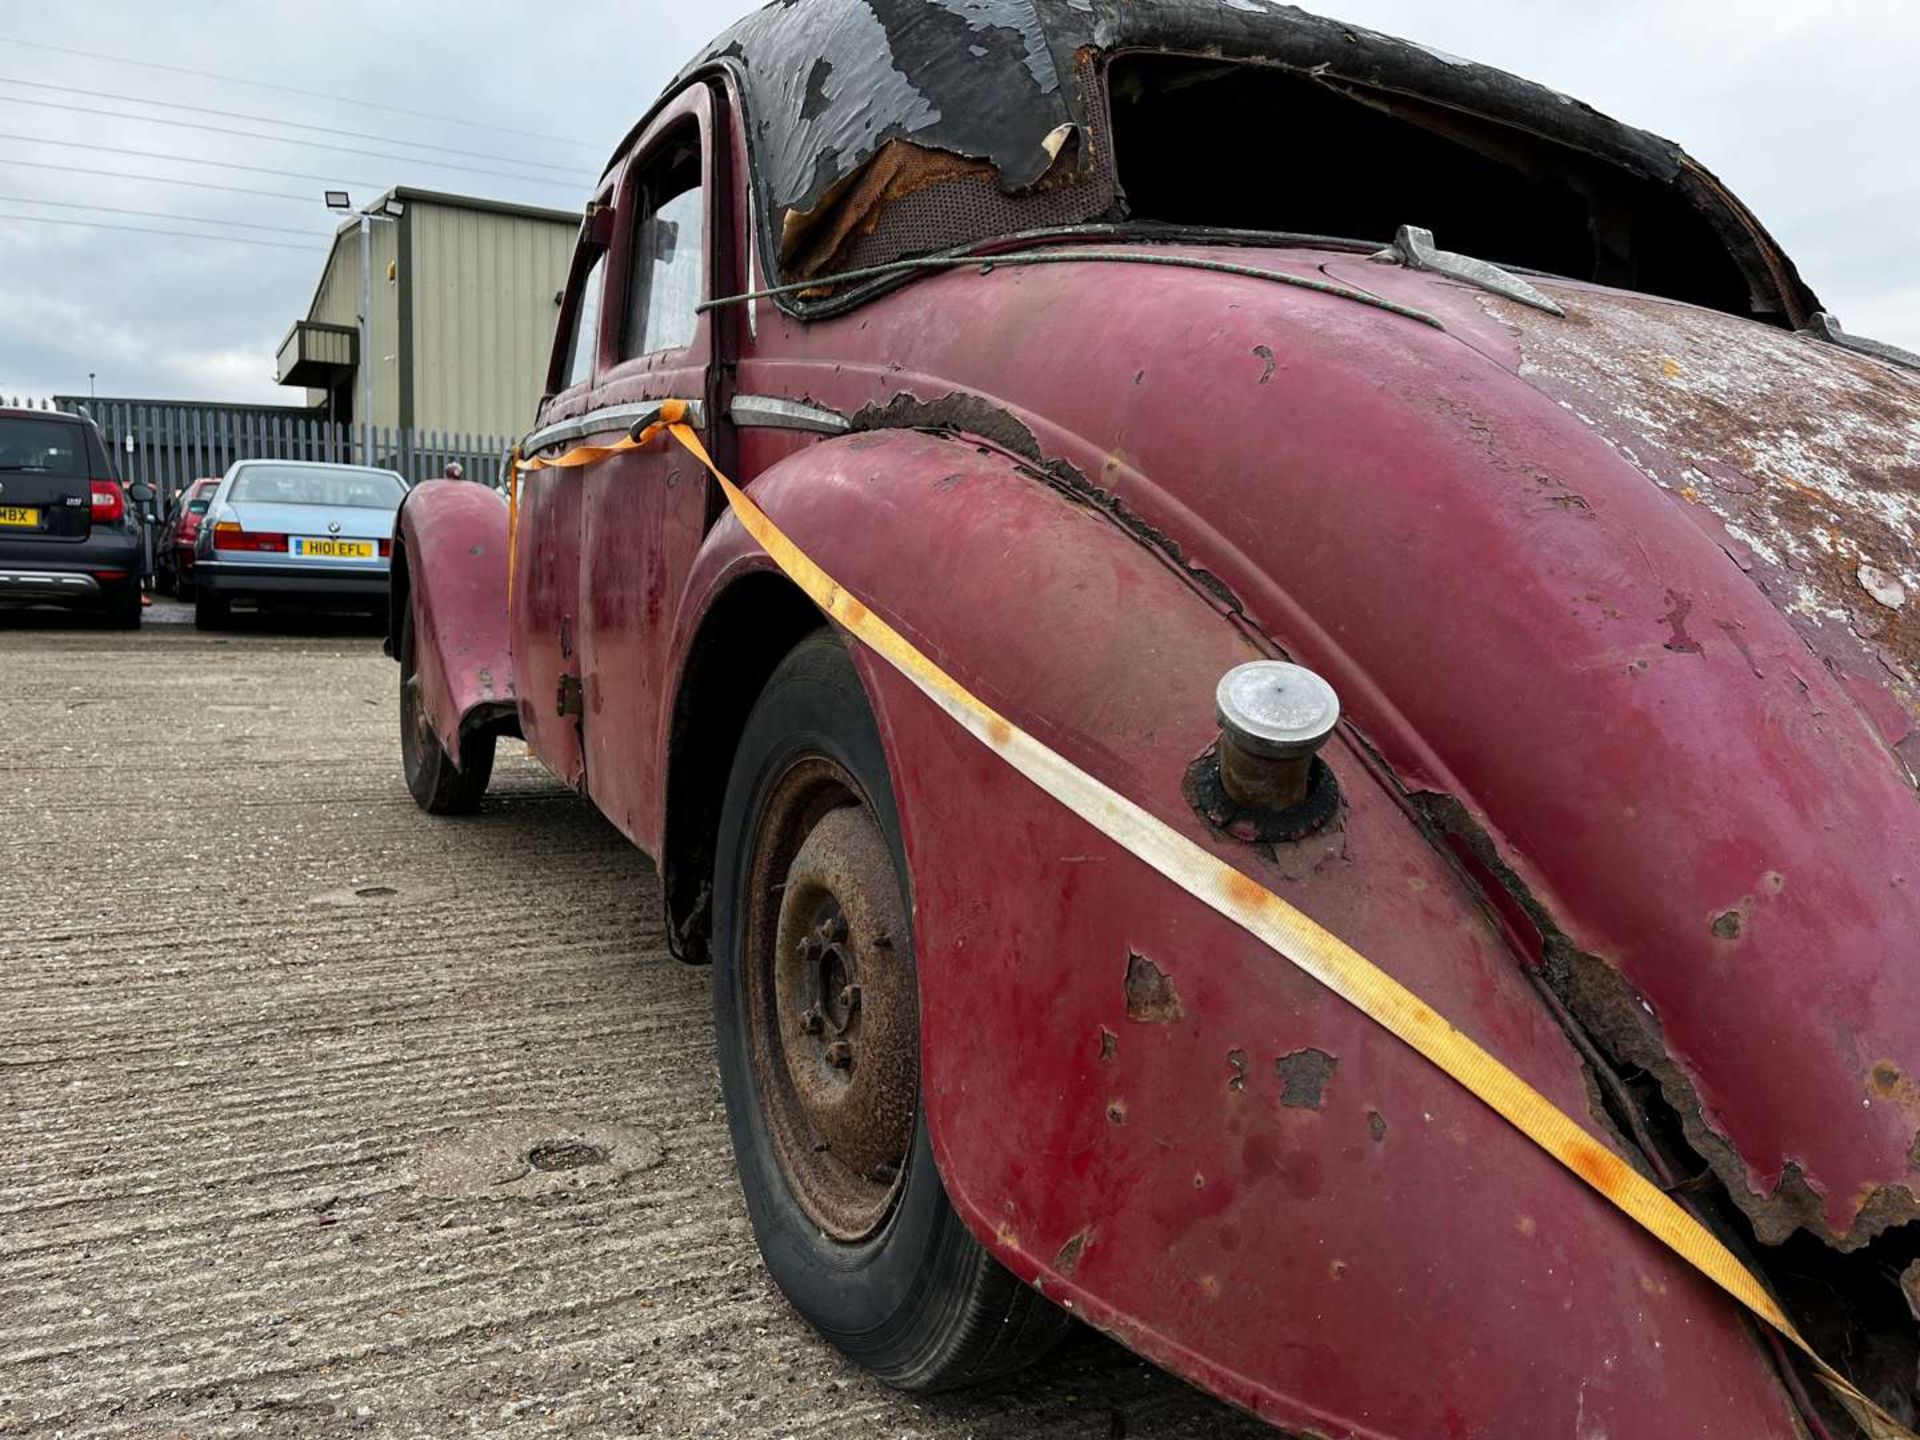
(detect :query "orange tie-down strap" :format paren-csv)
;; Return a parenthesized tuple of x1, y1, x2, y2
(518, 400, 1905, 1438)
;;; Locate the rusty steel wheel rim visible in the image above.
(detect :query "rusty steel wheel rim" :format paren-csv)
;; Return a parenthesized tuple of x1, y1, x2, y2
(399, 632, 435, 776)
(742, 756, 918, 1243)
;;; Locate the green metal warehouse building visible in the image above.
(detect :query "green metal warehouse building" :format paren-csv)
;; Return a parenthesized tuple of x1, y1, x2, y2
(274, 187, 580, 440)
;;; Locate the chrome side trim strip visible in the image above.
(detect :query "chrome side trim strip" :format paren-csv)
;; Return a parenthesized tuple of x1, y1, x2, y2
(521, 398, 708, 457)
(729, 394, 850, 436)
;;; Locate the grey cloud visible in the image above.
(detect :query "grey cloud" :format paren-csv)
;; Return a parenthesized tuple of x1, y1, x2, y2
(0, 0, 1913, 405)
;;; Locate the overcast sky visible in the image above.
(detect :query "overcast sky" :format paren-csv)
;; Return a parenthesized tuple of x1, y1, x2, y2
(0, 0, 1913, 408)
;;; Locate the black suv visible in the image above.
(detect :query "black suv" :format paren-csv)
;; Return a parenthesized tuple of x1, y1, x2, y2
(0, 408, 144, 628)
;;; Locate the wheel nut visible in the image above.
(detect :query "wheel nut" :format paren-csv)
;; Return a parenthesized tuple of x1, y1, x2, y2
(838, 984, 862, 1014)
(797, 935, 823, 963)
(818, 914, 847, 944)
(825, 1040, 853, 1069)
(799, 1005, 825, 1036)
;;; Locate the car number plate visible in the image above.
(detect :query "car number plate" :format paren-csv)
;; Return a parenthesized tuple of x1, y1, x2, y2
(0, 506, 40, 527)
(291, 536, 375, 560)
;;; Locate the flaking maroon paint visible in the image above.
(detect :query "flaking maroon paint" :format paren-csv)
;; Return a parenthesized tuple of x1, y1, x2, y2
(395, 4, 1920, 1432)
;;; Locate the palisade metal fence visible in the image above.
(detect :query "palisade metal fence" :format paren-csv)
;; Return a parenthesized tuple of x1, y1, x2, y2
(5, 395, 513, 502)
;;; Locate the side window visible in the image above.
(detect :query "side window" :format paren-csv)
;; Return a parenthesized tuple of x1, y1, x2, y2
(560, 250, 608, 390)
(621, 126, 704, 358)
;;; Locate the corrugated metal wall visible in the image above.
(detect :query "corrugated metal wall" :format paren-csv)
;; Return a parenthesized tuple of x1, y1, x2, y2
(307, 221, 403, 429)
(408, 201, 574, 437)
(28, 394, 515, 498)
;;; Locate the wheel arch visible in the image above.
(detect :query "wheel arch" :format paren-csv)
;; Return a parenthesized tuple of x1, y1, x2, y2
(660, 563, 826, 963)
(390, 480, 518, 761)
(650, 422, 1807, 1436)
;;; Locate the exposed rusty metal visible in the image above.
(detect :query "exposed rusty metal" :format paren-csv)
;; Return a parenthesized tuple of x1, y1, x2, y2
(1275, 1049, 1337, 1111)
(1122, 951, 1183, 1025)
(1488, 287, 1920, 786)
(1413, 785, 1920, 1252)
(1415, 784, 1920, 1424)
(1217, 739, 1313, 811)
(1054, 1227, 1091, 1278)
(744, 759, 917, 1243)
(1183, 746, 1343, 848)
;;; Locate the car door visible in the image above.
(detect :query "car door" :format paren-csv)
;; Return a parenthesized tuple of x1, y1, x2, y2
(575, 83, 722, 849)
(513, 178, 619, 791)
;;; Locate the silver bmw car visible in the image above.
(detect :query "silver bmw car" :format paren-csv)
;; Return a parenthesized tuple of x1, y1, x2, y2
(191, 460, 407, 630)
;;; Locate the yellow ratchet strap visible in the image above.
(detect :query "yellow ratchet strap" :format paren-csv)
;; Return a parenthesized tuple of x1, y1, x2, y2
(517, 399, 1907, 1439)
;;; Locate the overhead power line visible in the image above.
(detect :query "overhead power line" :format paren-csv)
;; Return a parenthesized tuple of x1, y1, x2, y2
(0, 193, 330, 237)
(0, 95, 590, 189)
(0, 210, 323, 252)
(0, 154, 312, 203)
(0, 129, 388, 191)
(0, 34, 597, 151)
(0, 74, 597, 176)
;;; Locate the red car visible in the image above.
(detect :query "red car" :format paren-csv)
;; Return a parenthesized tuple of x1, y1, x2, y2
(390, 3, 1920, 1435)
(157, 478, 218, 597)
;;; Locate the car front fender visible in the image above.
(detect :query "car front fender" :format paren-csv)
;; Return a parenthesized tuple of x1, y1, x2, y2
(391, 480, 515, 761)
(667, 426, 1801, 1438)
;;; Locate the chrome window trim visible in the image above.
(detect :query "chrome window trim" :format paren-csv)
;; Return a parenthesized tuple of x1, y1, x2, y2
(521, 399, 708, 456)
(728, 394, 850, 435)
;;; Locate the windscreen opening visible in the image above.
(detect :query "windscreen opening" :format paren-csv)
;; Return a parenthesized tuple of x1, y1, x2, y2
(1106, 53, 1759, 319)
(231, 465, 406, 509)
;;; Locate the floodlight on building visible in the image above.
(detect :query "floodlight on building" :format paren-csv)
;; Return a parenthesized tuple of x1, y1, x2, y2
(324, 190, 352, 211)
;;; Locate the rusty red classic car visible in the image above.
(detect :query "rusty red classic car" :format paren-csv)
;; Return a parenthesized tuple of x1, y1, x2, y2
(388, 2, 1920, 1434)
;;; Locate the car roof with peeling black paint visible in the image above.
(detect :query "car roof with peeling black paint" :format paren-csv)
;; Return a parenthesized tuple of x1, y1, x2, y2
(611, 0, 1817, 324)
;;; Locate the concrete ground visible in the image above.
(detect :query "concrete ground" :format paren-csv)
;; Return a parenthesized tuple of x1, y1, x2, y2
(0, 601, 1266, 1439)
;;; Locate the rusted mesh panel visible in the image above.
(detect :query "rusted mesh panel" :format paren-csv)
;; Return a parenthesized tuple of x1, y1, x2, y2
(783, 53, 1119, 287)
(781, 142, 1004, 280)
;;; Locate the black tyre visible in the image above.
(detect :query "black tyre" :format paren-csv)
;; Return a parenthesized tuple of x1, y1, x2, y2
(194, 592, 230, 630)
(399, 608, 494, 814)
(103, 582, 142, 630)
(713, 630, 1069, 1391)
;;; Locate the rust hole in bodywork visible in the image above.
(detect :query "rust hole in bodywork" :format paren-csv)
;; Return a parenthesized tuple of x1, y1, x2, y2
(1054, 1227, 1091, 1277)
(1124, 952, 1184, 1024)
(1710, 908, 1743, 940)
(1227, 1048, 1248, 1091)
(1368, 1110, 1388, 1142)
(1275, 1049, 1337, 1110)
(1098, 1027, 1117, 1062)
